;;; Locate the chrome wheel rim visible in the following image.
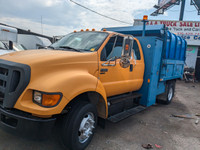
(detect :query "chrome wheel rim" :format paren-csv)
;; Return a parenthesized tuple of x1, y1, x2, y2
(78, 112, 95, 143)
(168, 87, 173, 101)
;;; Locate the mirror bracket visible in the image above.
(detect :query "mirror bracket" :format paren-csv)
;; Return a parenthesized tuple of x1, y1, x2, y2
(101, 57, 117, 67)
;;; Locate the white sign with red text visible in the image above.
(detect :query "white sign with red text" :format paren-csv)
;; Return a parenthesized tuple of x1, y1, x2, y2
(158, 0, 177, 8)
(134, 19, 200, 45)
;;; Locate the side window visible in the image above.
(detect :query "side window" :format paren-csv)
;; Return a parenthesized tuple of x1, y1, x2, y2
(100, 36, 116, 61)
(107, 36, 123, 60)
(100, 36, 124, 61)
(133, 40, 141, 60)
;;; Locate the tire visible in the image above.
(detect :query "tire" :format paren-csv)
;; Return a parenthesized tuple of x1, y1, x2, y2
(156, 81, 175, 105)
(165, 81, 175, 104)
(61, 101, 97, 150)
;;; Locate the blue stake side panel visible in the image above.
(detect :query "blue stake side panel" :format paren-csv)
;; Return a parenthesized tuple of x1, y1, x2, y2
(136, 37, 165, 106)
(169, 33, 177, 59)
(180, 39, 187, 60)
(160, 59, 184, 81)
(165, 31, 186, 60)
(175, 36, 182, 60)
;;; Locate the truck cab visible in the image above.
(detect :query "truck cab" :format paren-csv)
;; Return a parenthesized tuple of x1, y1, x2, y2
(98, 31, 144, 97)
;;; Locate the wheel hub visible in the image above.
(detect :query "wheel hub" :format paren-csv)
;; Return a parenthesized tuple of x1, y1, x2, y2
(78, 112, 95, 143)
(168, 87, 173, 101)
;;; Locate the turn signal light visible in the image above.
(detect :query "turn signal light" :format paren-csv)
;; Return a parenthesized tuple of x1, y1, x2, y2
(143, 15, 148, 21)
(103, 29, 107, 31)
(42, 94, 61, 107)
(33, 91, 62, 107)
(125, 44, 129, 50)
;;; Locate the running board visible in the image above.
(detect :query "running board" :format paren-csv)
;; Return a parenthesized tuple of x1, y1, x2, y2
(107, 106, 146, 123)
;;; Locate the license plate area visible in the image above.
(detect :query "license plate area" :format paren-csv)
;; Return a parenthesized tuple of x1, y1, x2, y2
(1, 114, 18, 128)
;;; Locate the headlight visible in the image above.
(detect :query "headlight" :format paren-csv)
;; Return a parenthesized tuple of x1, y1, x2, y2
(33, 91, 42, 103)
(33, 91, 62, 107)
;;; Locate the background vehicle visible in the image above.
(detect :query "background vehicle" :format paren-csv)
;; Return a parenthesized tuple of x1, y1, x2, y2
(0, 24, 52, 55)
(18, 34, 51, 49)
(0, 25, 17, 55)
(0, 18, 186, 150)
(12, 42, 27, 51)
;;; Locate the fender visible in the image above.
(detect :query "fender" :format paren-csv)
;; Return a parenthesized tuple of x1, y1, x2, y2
(14, 70, 102, 116)
(96, 80, 108, 118)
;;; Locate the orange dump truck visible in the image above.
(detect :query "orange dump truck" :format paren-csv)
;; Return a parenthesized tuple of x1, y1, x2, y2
(0, 24, 186, 149)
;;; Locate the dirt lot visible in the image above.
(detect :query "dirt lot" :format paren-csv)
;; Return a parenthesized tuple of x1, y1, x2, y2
(0, 81, 200, 150)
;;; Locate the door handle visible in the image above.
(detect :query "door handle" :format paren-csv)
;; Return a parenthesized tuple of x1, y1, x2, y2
(130, 64, 133, 72)
(100, 68, 108, 74)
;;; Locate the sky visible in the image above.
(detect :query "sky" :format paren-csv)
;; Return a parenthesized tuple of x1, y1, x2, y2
(0, 0, 199, 36)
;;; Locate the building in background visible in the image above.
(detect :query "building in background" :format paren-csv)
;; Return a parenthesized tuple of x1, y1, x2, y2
(134, 19, 200, 80)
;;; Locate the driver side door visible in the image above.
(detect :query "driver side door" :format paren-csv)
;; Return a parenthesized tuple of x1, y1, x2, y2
(99, 35, 133, 97)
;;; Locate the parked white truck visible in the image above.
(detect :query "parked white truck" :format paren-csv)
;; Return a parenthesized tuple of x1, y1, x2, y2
(0, 25, 17, 55)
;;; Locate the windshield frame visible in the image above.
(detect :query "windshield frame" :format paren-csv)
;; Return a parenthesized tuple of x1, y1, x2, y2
(50, 31, 109, 52)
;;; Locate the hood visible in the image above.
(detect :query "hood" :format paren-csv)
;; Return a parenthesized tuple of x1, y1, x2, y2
(0, 49, 97, 66)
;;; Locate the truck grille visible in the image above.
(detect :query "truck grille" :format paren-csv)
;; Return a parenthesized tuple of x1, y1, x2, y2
(0, 67, 9, 104)
(0, 59, 31, 108)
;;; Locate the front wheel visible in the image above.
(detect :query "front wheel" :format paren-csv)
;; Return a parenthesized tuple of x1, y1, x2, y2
(61, 101, 97, 150)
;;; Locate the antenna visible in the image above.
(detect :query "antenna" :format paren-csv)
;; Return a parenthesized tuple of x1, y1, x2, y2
(41, 16, 43, 35)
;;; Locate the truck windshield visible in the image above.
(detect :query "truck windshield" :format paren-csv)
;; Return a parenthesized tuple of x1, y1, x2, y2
(50, 32, 108, 52)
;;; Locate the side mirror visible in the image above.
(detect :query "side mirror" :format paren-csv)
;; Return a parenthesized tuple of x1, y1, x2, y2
(122, 37, 132, 57)
(119, 56, 130, 68)
(120, 36, 133, 68)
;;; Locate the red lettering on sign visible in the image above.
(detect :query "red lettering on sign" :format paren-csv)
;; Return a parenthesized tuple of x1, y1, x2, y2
(195, 23, 200, 27)
(180, 22, 193, 27)
(174, 22, 177, 27)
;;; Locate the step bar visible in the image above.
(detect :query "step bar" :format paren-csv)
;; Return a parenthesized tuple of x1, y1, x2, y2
(108, 106, 146, 123)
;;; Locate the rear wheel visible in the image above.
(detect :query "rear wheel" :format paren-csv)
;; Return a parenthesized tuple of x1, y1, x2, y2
(157, 81, 175, 104)
(61, 101, 97, 150)
(166, 82, 175, 104)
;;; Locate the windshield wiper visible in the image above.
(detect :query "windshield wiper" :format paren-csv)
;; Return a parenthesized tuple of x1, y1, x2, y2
(47, 46, 55, 49)
(58, 46, 81, 52)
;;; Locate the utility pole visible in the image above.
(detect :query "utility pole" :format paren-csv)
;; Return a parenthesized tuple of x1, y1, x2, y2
(179, 0, 186, 21)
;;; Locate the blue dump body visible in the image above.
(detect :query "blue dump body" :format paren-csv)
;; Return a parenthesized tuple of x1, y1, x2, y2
(104, 25, 187, 107)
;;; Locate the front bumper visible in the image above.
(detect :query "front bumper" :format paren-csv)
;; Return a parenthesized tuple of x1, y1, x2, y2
(0, 106, 56, 139)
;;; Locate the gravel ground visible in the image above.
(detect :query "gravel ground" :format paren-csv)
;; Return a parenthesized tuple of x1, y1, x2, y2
(0, 80, 200, 150)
